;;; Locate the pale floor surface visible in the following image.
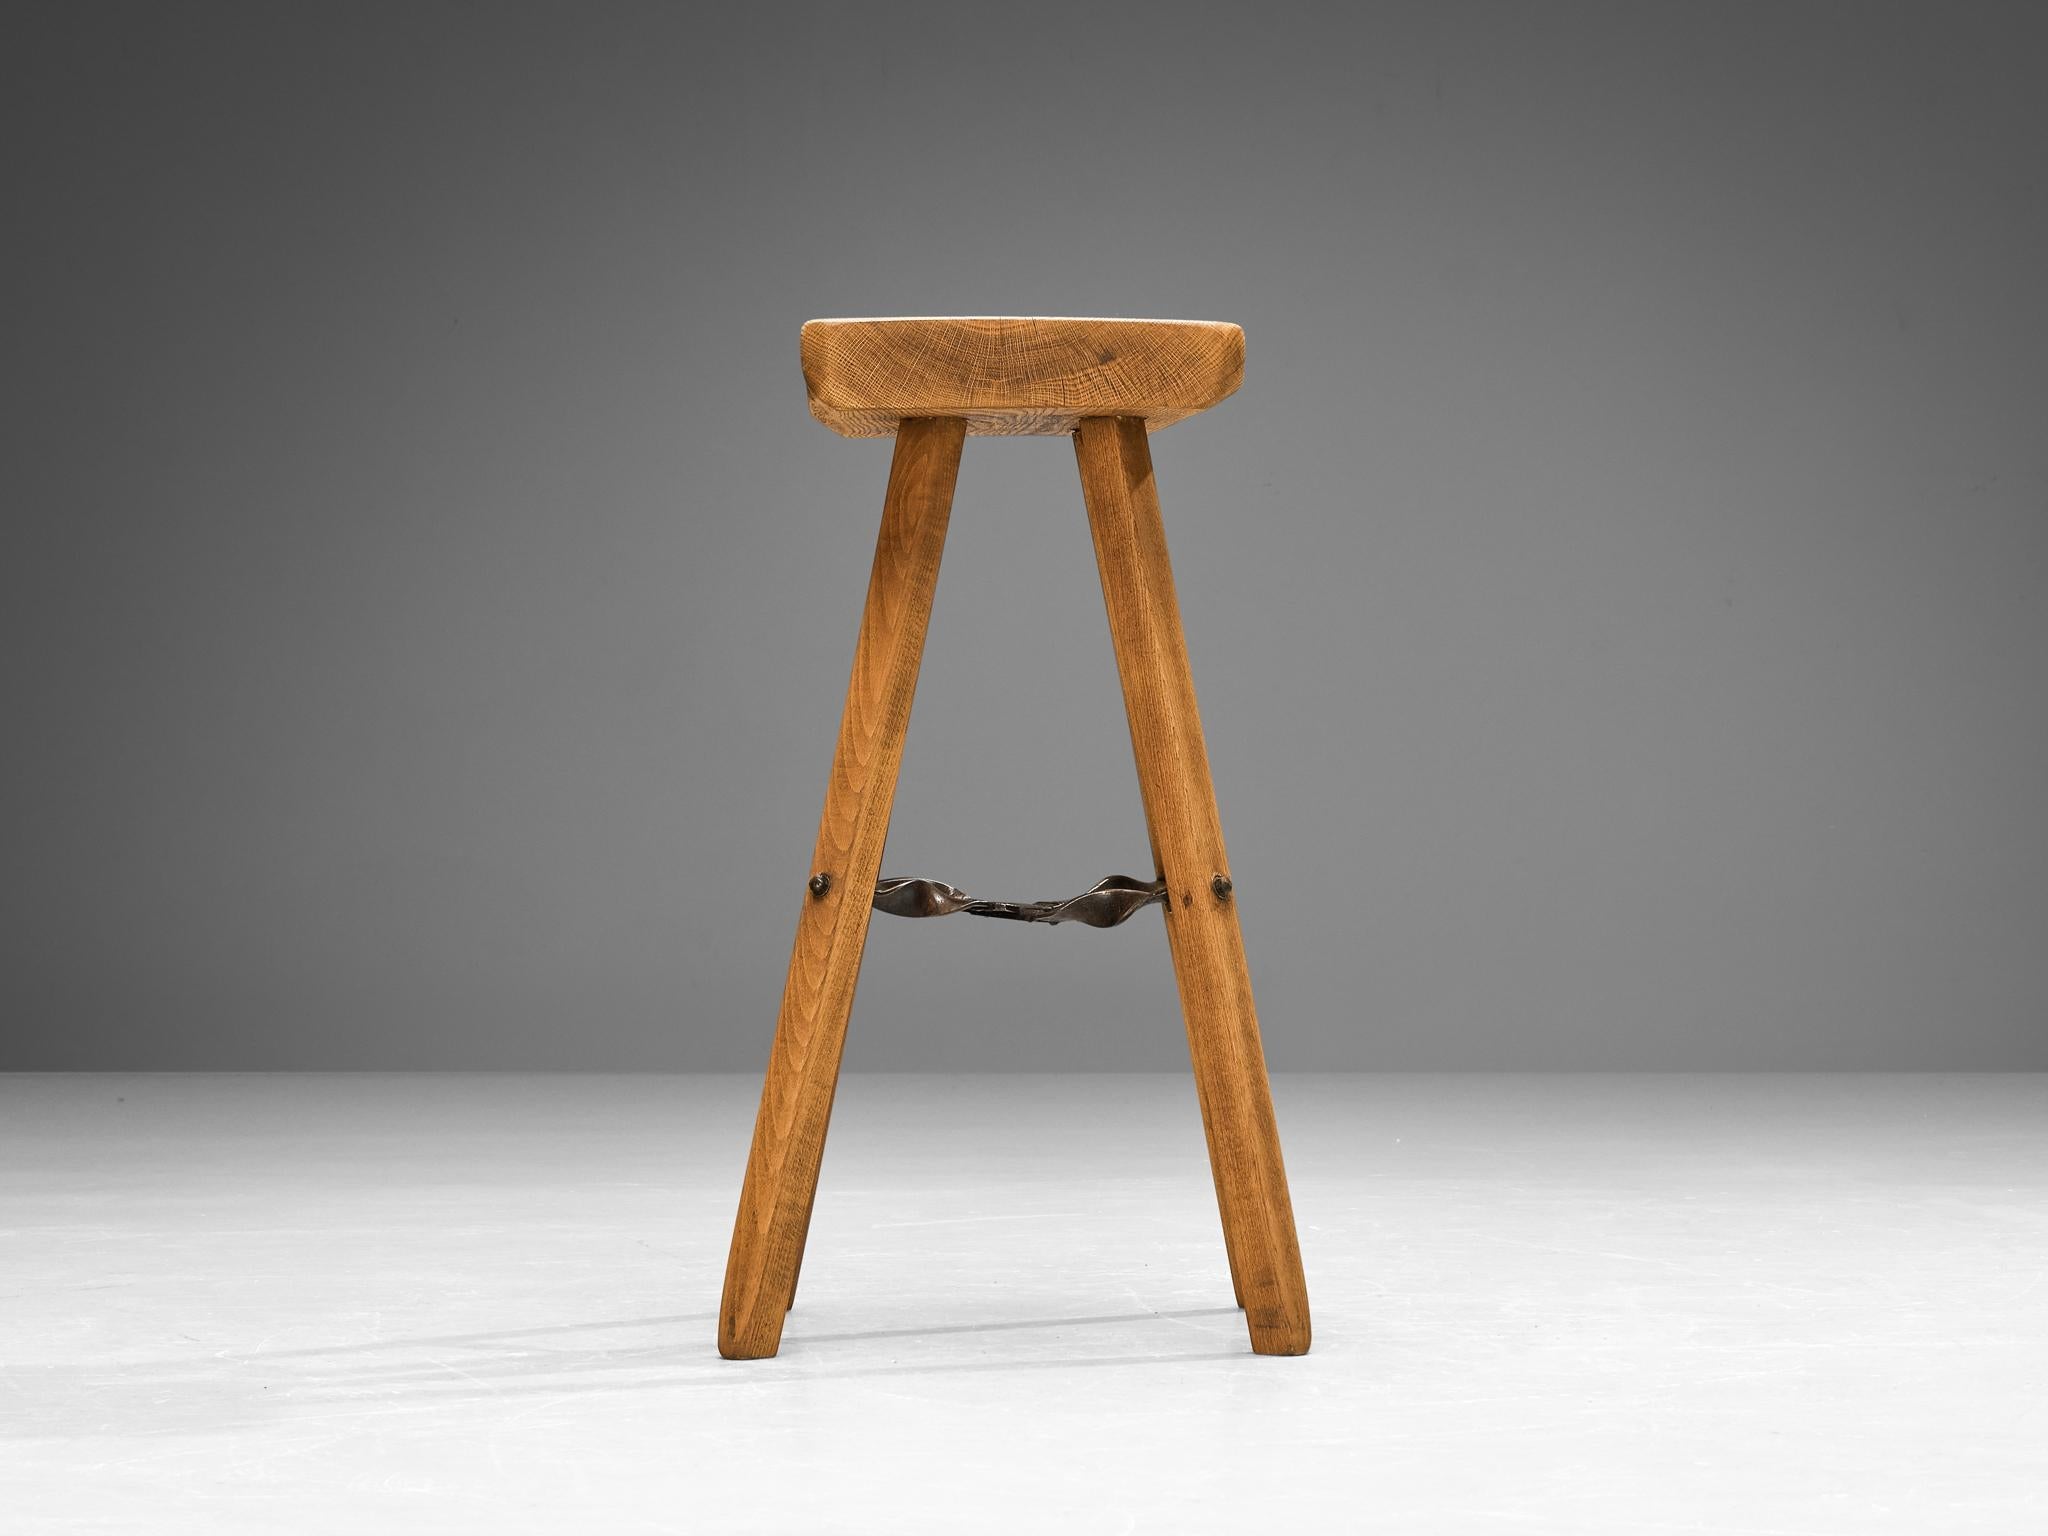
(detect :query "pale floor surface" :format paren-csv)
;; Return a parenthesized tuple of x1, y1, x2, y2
(2, 1073, 2044, 1534)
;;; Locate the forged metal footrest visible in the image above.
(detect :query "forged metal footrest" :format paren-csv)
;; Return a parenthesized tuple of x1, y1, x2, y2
(872, 874, 1167, 927)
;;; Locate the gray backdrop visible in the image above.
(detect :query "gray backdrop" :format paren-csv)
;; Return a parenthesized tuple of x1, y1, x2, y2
(6, 2, 2044, 1070)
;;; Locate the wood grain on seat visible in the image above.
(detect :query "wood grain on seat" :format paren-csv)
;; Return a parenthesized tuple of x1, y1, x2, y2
(800, 317, 1244, 437)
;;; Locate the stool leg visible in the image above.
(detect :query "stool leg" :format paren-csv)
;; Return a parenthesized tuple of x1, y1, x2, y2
(1074, 415, 1312, 1356)
(718, 416, 966, 1360)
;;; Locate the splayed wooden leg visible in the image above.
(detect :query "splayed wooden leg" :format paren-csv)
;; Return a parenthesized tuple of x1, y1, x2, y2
(1075, 415, 1311, 1355)
(718, 417, 965, 1359)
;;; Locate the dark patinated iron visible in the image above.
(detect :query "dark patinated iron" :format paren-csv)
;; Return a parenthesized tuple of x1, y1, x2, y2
(808, 872, 832, 898)
(871, 874, 1167, 928)
(1211, 873, 1233, 900)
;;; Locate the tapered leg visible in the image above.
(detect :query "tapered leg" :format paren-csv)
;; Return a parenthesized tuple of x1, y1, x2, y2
(1075, 415, 1311, 1355)
(719, 416, 966, 1359)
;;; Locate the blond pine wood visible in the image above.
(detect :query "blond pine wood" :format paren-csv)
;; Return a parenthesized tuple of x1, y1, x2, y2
(718, 416, 965, 1360)
(1075, 414, 1312, 1356)
(801, 317, 1244, 438)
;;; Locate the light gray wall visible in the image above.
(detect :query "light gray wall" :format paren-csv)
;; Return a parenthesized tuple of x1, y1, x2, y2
(6, 2, 2045, 1069)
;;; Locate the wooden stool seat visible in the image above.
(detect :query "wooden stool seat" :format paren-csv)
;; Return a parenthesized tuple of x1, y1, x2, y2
(721, 317, 1308, 1361)
(800, 316, 1244, 437)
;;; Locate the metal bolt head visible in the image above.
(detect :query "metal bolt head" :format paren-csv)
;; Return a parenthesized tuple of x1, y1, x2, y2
(1211, 873, 1233, 900)
(808, 871, 832, 899)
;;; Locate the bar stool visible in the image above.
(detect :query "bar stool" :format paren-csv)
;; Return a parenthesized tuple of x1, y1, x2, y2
(718, 318, 1311, 1358)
